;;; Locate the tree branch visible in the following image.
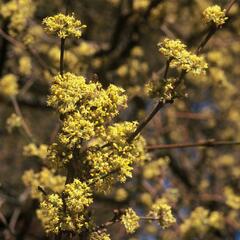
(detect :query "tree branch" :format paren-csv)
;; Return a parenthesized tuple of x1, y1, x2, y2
(147, 139, 240, 151)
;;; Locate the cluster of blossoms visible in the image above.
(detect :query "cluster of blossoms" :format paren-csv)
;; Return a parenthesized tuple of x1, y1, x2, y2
(19, 56, 32, 76)
(37, 179, 93, 233)
(116, 46, 149, 79)
(36, 194, 63, 234)
(114, 188, 128, 202)
(89, 231, 111, 240)
(133, 0, 150, 11)
(224, 187, 240, 209)
(22, 168, 66, 200)
(6, 113, 22, 133)
(158, 38, 208, 75)
(121, 208, 140, 233)
(0, 0, 35, 36)
(180, 207, 224, 238)
(43, 13, 86, 39)
(23, 143, 48, 160)
(146, 77, 177, 102)
(47, 73, 127, 148)
(148, 198, 176, 229)
(86, 122, 147, 191)
(143, 157, 169, 179)
(0, 74, 18, 97)
(47, 72, 147, 192)
(203, 5, 228, 26)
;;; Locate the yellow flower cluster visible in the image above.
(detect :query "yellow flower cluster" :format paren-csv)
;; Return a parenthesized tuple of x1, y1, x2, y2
(48, 73, 127, 116)
(90, 231, 111, 240)
(37, 179, 92, 233)
(180, 207, 224, 237)
(115, 188, 128, 202)
(158, 38, 208, 75)
(64, 179, 93, 213)
(162, 188, 179, 205)
(116, 47, 148, 79)
(0, 74, 18, 97)
(43, 13, 86, 39)
(149, 198, 176, 229)
(146, 78, 177, 102)
(143, 157, 169, 179)
(59, 112, 95, 148)
(22, 168, 66, 200)
(121, 208, 140, 233)
(36, 194, 63, 234)
(19, 56, 32, 76)
(224, 187, 240, 210)
(6, 113, 22, 133)
(86, 122, 147, 191)
(203, 5, 228, 26)
(0, 0, 35, 36)
(48, 73, 127, 149)
(47, 143, 73, 168)
(133, 0, 150, 11)
(140, 193, 153, 207)
(23, 143, 48, 160)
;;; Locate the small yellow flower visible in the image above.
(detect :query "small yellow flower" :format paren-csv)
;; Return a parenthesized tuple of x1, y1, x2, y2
(158, 38, 208, 75)
(6, 113, 22, 133)
(23, 143, 48, 160)
(146, 77, 176, 102)
(43, 13, 86, 39)
(133, 0, 150, 11)
(149, 198, 176, 229)
(37, 194, 63, 234)
(19, 56, 32, 75)
(22, 168, 66, 200)
(64, 179, 93, 213)
(90, 231, 111, 240)
(0, 0, 36, 36)
(121, 208, 140, 233)
(180, 207, 225, 236)
(0, 74, 18, 97)
(224, 187, 240, 210)
(203, 5, 228, 26)
(115, 188, 128, 202)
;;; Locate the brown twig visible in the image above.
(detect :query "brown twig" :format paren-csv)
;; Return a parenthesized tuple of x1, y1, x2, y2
(11, 96, 35, 142)
(92, 209, 124, 232)
(60, 38, 65, 76)
(147, 139, 240, 151)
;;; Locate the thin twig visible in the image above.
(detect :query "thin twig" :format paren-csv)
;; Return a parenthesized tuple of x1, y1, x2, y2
(0, 211, 15, 236)
(147, 139, 240, 151)
(11, 96, 35, 142)
(60, 38, 65, 76)
(127, 101, 165, 143)
(92, 209, 123, 231)
(140, 216, 160, 221)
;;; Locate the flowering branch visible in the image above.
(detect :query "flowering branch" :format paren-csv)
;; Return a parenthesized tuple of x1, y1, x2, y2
(127, 0, 237, 143)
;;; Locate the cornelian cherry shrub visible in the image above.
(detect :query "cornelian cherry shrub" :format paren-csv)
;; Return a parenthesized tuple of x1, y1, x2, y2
(0, 0, 240, 239)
